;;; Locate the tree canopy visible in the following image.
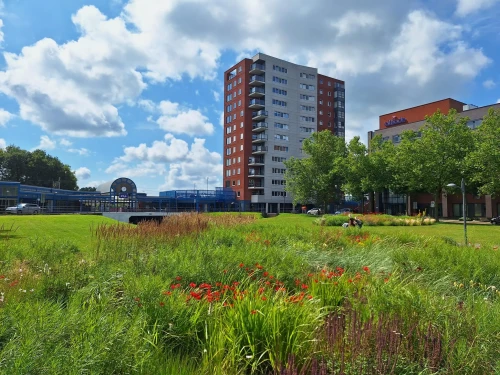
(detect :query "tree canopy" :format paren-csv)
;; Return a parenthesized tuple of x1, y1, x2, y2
(284, 130, 346, 211)
(0, 145, 78, 190)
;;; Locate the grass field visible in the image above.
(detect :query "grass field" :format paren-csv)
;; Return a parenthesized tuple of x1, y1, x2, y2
(0, 213, 499, 374)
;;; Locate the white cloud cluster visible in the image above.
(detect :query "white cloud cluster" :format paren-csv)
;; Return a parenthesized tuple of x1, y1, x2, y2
(0, 138, 6, 149)
(106, 134, 222, 189)
(33, 135, 56, 151)
(74, 167, 91, 180)
(32, 135, 91, 155)
(0, 18, 4, 46)
(0, 108, 13, 126)
(455, 0, 500, 17)
(156, 101, 214, 136)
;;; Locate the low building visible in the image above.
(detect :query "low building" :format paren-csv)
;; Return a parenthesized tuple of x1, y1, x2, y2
(367, 99, 500, 218)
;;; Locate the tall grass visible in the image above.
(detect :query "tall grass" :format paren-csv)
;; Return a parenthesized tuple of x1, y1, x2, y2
(0, 213, 498, 374)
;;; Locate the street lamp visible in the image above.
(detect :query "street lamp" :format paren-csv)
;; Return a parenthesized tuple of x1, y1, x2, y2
(447, 178, 467, 246)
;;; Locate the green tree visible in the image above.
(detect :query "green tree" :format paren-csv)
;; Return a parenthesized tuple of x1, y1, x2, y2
(0, 145, 78, 190)
(343, 137, 369, 206)
(467, 109, 500, 196)
(79, 187, 97, 192)
(396, 109, 474, 220)
(284, 130, 346, 211)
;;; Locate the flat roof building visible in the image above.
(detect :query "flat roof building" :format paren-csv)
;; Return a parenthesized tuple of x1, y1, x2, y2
(223, 53, 345, 213)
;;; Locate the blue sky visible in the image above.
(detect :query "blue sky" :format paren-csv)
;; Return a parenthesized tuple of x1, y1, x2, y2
(0, 0, 499, 195)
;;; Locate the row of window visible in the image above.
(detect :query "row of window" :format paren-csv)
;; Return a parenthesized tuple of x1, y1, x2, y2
(300, 127, 314, 133)
(274, 122, 289, 130)
(300, 105, 315, 111)
(225, 133, 244, 144)
(300, 94, 315, 101)
(272, 156, 287, 162)
(272, 191, 287, 197)
(272, 179, 286, 185)
(274, 111, 289, 118)
(226, 110, 245, 124)
(272, 168, 286, 174)
(272, 99, 287, 107)
(275, 134, 288, 141)
(319, 79, 345, 89)
(272, 87, 287, 96)
(273, 76, 288, 84)
(226, 145, 244, 155)
(274, 145, 289, 152)
(299, 83, 315, 90)
(225, 156, 242, 166)
(299, 72, 315, 79)
(227, 66, 243, 80)
(226, 76, 242, 91)
(300, 116, 315, 122)
(273, 64, 287, 73)
(225, 168, 241, 176)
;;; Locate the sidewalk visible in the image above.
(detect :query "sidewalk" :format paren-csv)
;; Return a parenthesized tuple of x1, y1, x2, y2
(439, 219, 492, 225)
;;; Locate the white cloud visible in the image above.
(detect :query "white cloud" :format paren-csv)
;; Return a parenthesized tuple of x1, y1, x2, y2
(333, 11, 381, 37)
(138, 99, 156, 113)
(105, 160, 167, 178)
(59, 138, 73, 146)
(0, 18, 4, 46)
(156, 100, 214, 136)
(456, 0, 500, 17)
(483, 79, 496, 89)
(33, 135, 56, 150)
(68, 147, 90, 156)
(497, 99, 500, 103)
(118, 133, 189, 163)
(0, 138, 6, 149)
(0, 108, 13, 126)
(212, 90, 220, 102)
(74, 167, 91, 180)
(160, 138, 222, 190)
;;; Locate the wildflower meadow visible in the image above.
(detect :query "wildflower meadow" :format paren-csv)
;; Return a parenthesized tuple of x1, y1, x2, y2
(0, 213, 499, 374)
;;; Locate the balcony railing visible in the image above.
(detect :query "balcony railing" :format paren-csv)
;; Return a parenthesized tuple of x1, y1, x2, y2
(248, 168, 264, 177)
(249, 63, 265, 74)
(248, 157, 265, 165)
(249, 75, 265, 86)
(252, 134, 268, 143)
(252, 110, 268, 121)
(252, 146, 268, 154)
(249, 87, 265, 97)
(249, 99, 266, 109)
(252, 122, 268, 132)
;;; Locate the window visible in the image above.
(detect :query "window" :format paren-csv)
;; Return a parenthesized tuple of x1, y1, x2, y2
(238, 88, 242, 95)
(240, 145, 243, 151)
(233, 136, 236, 142)
(226, 94, 232, 102)
(328, 101, 331, 107)
(273, 64, 288, 73)
(272, 191, 287, 197)
(238, 66, 242, 73)
(272, 168, 286, 173)
(334, 101, 345, 109)
(319, 89, 323, 94)
(226, 105, 231, 112)
(238, 77, 242, 84)
(226, 127, 232, 134)
(319, 120, 323, 125)
(392, 134, 401, 143)
(238, 100, 241, 107)
(226, 116, 232, 124)
(274, 122, 289, 130)
(300, 105, 315, 111)
(275, 134, 289, 141)
(226, 159, 231, 166)
(338, 111, 345, 119)
(319, 110, 323, 115)
(334, 82, 345, 89)
(233, 147, 236, 152)
(299, 83, 315, 90)
(273, 76, 288, 84)
(272, 179, 286, 185)
(274, 111, 289, 118)
(237, 156, 241, 163)
(328, 91, 332, 97)
(226, 148, 231, 155)
(319, 100, 323, 105)
(300, 72, 315, 79)
(272, 156, 287, 162)
(232, 103, 237, 110)
(232, 180, 236, 186)
(337, 121, 345, 129)
(240, 122, 244, 128)
(328, 81, 332, 86)
(274, 145, 289, 152)
(233, 113, 236, 120)
(328, 121, 331, 127)
(300, 116, 315, 122)
(328, 112, 331, 117)
(334, 91, 345, 99)
(272, 87, 287, 96)
(272, 99, 287, 107)
(228, 68, 237, 80)
(300, 94, 315, 101)
(227, 83, 232, 91)
(226, 170, 231, 177)
(237, 168, 241, 174)
(233, 124, 236, 130)
(232, 158, 235, 164)
(300, 126, 314, 133)
(240, 110, 244, 117)
(240, 133, 243, 140)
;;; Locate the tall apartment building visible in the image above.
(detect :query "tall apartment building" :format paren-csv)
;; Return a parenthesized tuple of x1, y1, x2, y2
(223, 53, 345, 213)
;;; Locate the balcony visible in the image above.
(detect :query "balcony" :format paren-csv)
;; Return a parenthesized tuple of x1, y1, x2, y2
(248, 184, 265, 189)
(248, 157, 265, 165)
(249, 75, 265, 86)
(252, 134, 268, 143)
(249, 99, 265, 109)
(252, 110, 268, 121)
(249, 87, 265, 98)
(251, 193, 266, 203)
(249, 63, 265, 74)
(248, 168, 264, 178)
(252, 122, 268, 132)
(252, 145, 268, 155)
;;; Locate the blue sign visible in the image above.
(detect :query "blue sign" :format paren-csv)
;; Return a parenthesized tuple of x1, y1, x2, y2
(119, 193, 129, 198)
(385, 117, 408, 126)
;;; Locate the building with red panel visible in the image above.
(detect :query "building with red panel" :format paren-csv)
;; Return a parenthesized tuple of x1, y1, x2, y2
(223, 53, 345, 213)
(368, 99, 500, 219)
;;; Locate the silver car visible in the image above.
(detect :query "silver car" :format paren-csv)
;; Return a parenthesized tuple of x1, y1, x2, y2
(5, 203, 41, 215)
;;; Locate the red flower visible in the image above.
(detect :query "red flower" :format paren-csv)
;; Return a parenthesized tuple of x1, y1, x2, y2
(190, 291, 202, 300)
(239, 263, 244, 268)
(175, 276, 182, 281)
(307, 273, 314, 277)
(256, 264, 263, 270)
(9, 280, 19, 287)
(301, 284, 308, 290)
(199, 283, 212, 289)
(189, 282, 197, 288)
(251, 310, 257, 315)
(232, 281, 239, 286)
(0, 275, 5, 279)
(159, 302, 165, 307)
(348, 279, 353, 283)
(363, 266, 370, 273)
(134, 297, 140, 302)
(170, 283, 181, 289)
(261, 296, 267, 301)
(223, 269, 228, 274)
(162, 291, 172, 296)
(263, 271, 269, 277)
(258, 287, 265, 294)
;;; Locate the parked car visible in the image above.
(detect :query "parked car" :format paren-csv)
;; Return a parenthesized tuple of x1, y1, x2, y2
(5, 203, 41, 215)
(335, 208, 352, 215)
(307, 208, 322, 215)
(491, 216, 500, 225)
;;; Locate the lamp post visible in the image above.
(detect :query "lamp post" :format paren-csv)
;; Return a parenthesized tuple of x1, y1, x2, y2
(447, 178, 467, 246)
